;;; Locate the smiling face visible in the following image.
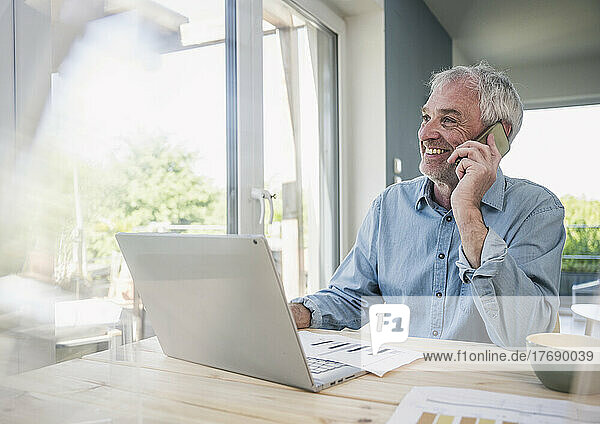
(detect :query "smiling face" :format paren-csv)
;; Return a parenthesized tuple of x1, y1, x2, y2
(418, 80, 487, 186)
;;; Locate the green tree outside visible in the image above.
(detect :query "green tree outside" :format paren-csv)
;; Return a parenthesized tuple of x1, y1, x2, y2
(82, 137, 225, 264)
(561, 195, 600, 274)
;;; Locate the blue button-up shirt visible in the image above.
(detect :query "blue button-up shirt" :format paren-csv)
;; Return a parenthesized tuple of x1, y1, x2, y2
(292, 169, 565, 348)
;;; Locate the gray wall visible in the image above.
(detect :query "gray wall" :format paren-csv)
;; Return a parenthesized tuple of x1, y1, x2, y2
(385, 0, 451, 184)
(507, 57, 600, 110)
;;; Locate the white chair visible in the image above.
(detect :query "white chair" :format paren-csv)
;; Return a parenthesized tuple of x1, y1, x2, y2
(571, 302, 600, 337)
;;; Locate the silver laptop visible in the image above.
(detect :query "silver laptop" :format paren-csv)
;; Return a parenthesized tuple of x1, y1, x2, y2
(116, 232, 365, 392)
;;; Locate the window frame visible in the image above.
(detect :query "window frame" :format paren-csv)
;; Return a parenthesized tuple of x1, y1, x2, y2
(239, 0, 345, 288)
(287, 0, 346, 286)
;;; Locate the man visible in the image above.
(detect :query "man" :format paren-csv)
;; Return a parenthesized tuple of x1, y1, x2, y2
(289, 62, 565, 348)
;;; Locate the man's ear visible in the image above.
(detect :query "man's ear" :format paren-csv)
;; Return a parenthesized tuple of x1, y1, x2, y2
(501, 121, 512, 138)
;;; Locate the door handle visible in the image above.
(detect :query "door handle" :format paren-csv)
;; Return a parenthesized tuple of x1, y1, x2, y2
(251, 188, 275, 225)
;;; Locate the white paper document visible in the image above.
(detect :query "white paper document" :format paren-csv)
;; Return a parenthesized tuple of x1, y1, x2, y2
(298, 331, 422, 376)
(388, 386, 600, 424)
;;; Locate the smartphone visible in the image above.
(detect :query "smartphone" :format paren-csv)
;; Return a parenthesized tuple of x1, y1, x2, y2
(475, 121, 510, 157)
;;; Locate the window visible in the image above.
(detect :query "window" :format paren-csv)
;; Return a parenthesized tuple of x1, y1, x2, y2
(502, 104, 600, 307)
(502, 105, 600, 201)
(263, 0, 339, 299)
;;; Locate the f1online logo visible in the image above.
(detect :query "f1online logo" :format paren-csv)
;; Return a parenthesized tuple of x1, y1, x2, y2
(369, 304, 410, 354)
(375, 312, 405, 332)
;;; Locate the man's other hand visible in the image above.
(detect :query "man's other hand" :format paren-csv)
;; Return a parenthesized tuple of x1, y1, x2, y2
(289, 303, 311, 329)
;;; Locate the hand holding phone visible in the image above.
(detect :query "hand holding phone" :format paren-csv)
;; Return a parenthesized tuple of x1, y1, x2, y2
(453, 121, 509, 165)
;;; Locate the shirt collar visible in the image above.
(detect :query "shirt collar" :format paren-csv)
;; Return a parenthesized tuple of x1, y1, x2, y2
(414, 167, 505, 212)
(414, 178, 433, 211)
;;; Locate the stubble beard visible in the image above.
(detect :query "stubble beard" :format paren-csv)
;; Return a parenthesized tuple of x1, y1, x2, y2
(419, 159, 459, 189)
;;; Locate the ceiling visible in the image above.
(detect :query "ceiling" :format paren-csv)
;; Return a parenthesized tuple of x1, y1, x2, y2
(321, 0, 382, 17)
(423, 0, 600, 68)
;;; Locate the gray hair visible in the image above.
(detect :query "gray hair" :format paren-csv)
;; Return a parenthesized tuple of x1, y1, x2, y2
(428, 61, 524, 143)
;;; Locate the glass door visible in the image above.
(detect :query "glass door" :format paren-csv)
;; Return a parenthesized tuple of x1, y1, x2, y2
(262, 0, 339, 299)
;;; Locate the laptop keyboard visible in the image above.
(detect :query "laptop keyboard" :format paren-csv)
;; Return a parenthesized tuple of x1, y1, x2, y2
(306, 357, 346, 375)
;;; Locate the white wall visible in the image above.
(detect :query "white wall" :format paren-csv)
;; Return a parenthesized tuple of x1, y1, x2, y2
(341, 9, 385, 255)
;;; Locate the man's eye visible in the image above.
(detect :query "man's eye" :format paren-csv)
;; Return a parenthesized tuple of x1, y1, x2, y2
(442, 117, 456, 124)
(422, 115, 430, 122)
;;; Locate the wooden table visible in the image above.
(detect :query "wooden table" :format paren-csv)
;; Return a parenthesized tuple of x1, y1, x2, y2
(1, 330, 599, 423)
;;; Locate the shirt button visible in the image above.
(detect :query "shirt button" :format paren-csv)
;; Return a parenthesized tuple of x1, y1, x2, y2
(438, 253, 445, 259)
(436, 292, 442, 298)
(446, 216, 452, 222)
(432, 330, 439, 336)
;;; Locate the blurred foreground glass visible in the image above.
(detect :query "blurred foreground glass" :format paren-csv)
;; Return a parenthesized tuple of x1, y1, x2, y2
(0, 0, 226, 376)
(263, 0, 339, 300)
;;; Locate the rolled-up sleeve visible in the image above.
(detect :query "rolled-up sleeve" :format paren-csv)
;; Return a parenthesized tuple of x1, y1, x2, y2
(456, 207, 566, 348)
(291, 196, 383, 330)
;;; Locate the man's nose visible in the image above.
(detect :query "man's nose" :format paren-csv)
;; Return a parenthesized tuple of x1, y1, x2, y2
(418, 119, 440, 141)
